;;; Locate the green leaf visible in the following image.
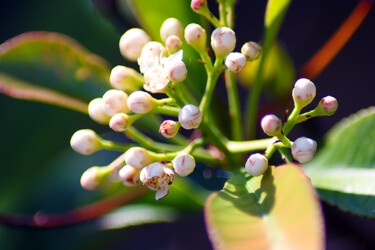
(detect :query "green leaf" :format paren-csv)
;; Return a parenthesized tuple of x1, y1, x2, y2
(306, 107, 375, 217)
(205, 164, 324, 250)
(0, 32, 111, 105)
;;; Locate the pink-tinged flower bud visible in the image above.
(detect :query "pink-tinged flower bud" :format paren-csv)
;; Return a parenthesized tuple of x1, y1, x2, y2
(241, 41, 261, 61)
(118, 165, 140, 187)
(211, 27, 236, 57)
(127, 91, 156, 114)
(159, 120, 180, 138)
(245, 153, 268, 177)
(178, 104, 202, 129)
(261, 114, 282, 136)
(225, 52, 246, 73)
(292, 78, 316, 108)
(70, 129, 102, 155)
(172, 154, 196, 177)
(140, 162, 174, 200)
(124, 147, 154, 169)
(160, 18, 183, 42)
(80, 166, 111, 190)
(317, 96, 338, 115)
(166, 61, 187, 83)
(191, 0, 208, 13)
(88, 98, 111, 124)
(103, 89, 131, 116)
(109, 66, 144, 92)
(119, 28, 151, 61)
(184, 23, 207, 53)
(165, 35, 183, 54)
(140, 41, 166, 58)
(109, 113, 129, 132)
(292, 137, 317, 163)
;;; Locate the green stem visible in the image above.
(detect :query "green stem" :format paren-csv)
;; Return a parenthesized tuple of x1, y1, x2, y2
(278, 147, 293, 163)
(100, 140, 135, 152)
(226, 138, 274, 153)
(218, 2, 228, 26)
(282, 106, 302, 135)
(155, 97, 175, 106)
(152, 106, 180, 117)
(201, 11, 222, 28)
(225, 70, 242, 140)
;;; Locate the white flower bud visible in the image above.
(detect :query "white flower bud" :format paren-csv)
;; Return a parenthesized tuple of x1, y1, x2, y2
(191, 0, 208, 13)
(184, 23, 207, 53)
(165, 35, 183, 54)
(140, 162, 174, 200)
(140, 41, 166, 58)
(127, 91, 156, 114)
(160, 18, 183, 42)
(70, 129, 102, 155)
(172, 154, 196, 177)
(159, 120, 180, 138)
(225, 52, 246, 73)
(166, 61, 187, 83)
(211, 27, 236, 57)
(245, 153, 268, 177)
(292, 137, 317, 163)
(317, 96, 338, 115)
(241, 41, 261, 61)
(118, 165, 140, 187)
(102, 89, 131, 116)
(261, 114, 282, 136)
(109, 66, 144, 92)
(124, 147, 154, 169)
(88, 98, 111, 124)
(80, 166, 111, 190)
(292, 78, 316, 108)
(120, 28, 151, 61)
(109, 113, 129, 132)
(178, 104, 202, 130)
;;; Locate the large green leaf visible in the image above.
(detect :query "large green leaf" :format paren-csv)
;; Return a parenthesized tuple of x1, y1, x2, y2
(306, 107, 375, 217)
(205, 164, 324, 250)
(0, 32, 111, 105)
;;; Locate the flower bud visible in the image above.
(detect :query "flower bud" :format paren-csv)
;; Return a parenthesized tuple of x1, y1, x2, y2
(165, 35, 183, 55)
(70, 129, 102, 155)
(316, 96, 338, 116)
(245, 153, 268, 177)
(109, 66, 144, 92)
(160, 18, 183, 42)
(292, 78, 316, 108)
(241, 41, 261, 61)
(159, 120, 180, 138)
(120, 28, 151, 61)
(80, 166, 111, 190)
(292, 137, 317, 163)
(118, 165, 140, 187)
(88, 98, 111, 124)
(166, 61, 187, 83)
(103, 89, 131, 116)
(140, 162, 174, 200)
(211, 27, 236, 57)
(124, 147, 154, 169)
(140, 41, 166, 58)
(184, 23, 207, 53)
(172, 154, 196, 176)
(191, 0, 208, 13)
(127, 91, 156, 114)
(178, 104, 202, 129)
(109, 113, 129, 132)
(261, 114, 282, 136)
(225, 52, 246, 73)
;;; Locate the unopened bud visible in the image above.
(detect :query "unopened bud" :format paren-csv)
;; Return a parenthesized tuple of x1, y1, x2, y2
(140, 162, 174, 200)
(120, 28, 151, 61)
(103, 89, 131, 116)
(178, 104, 202, 129)
(109, 66, 144, 92)
(261, 114, 282, 136)
(160, 18, 183, 42)
(88, 98, 111, 124)
(245, 153, 268, 177)
(127, 91, 156, 114)
(109, 113, 129, 132)
(80, 166, 111, 190)
(118, 165, 140, 187)
(165, 35, 183, 54)
(316, 96, 338, 116)
(140, 41, 166, 58)
(124, 147, 154, 169)
(292, 78, 316, 108)
(172, 154, 196, 176)
(241, 41, 261, 61)
(184, 23, 207, 53)
(191, 0, 208, 13)
(166, 61, 187, 83)
(211, 27, 236, 57)
(70, 129, 102, 155)
(159, 120, 180, 138)
(225, 52, 246, 73)
(292, 137, 317, 163)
